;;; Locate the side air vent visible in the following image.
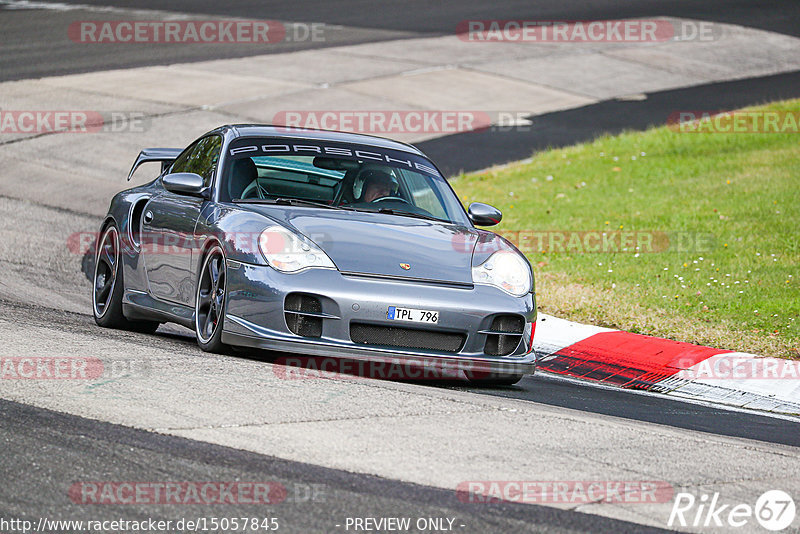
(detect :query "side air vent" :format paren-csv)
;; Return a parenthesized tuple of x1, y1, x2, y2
(129, 199, 149, 249)
(284, 293, 323, 338)
(483, 315, 525, 356)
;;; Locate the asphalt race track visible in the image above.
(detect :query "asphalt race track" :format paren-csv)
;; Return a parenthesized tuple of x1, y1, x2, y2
(2, 0, 799, 81)
(1, 1, 800, 533)
(0, 398, 673, 534)
(1, 295, 799, 531)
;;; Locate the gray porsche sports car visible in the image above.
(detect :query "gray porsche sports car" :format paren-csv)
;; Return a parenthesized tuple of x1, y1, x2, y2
(93, 125, 537, 384)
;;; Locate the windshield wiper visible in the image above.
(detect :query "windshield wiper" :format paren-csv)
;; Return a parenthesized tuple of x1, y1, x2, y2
(234, 198, 351, 210)
(353, 207, 448, 223)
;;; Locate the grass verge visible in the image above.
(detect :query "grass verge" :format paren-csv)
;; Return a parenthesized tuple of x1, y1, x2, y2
(452, 99, 800, 359)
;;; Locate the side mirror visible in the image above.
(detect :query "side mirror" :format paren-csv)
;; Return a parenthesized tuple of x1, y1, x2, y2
(468, 202, 502, 226)
(162, 172, 208, 198)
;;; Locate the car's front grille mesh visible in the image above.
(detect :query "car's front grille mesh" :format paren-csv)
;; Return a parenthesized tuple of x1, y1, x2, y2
(284, 293, 323, 338)
(484, 315, 524, 356)
(350, 323, 465, 353)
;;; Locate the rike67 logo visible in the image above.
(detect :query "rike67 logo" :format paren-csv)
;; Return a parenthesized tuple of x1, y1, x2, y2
(669, 490, 795, 531)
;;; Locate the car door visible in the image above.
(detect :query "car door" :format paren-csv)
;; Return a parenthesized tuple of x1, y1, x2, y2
(141, 135, 222, 306)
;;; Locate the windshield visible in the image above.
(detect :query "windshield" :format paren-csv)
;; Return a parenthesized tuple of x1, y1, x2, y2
(220, 139, 469, 225)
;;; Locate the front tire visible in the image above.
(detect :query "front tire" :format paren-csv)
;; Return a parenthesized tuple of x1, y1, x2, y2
(195, 244, 228, 353)
(92, 224, 159, 334)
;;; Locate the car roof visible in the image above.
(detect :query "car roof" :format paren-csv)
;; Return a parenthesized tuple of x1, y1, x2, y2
(211, 124, 425, 156)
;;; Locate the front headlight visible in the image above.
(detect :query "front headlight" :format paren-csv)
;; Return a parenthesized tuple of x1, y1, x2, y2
(258, 225, 336, 273)
(472, 250, 532, 297)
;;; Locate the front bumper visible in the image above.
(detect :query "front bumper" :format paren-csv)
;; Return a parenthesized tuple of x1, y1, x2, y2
(222, 261, 537, 375)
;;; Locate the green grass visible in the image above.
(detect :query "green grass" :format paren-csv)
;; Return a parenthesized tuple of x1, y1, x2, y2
(452, 99, 800, 358)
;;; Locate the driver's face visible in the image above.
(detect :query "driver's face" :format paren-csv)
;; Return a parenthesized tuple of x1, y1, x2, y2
(364, 181, 392, 202)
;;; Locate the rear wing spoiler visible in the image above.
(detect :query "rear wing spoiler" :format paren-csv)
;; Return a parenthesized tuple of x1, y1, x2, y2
(127, 148, 183, 181)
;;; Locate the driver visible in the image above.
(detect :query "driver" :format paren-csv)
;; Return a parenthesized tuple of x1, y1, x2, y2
(361, 170, 396, 202)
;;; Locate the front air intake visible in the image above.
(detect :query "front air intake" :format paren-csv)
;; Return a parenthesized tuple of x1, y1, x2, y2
(350, 323, 466, 353)
(284, 293, 323, 338)
(483, 315, 524, 356)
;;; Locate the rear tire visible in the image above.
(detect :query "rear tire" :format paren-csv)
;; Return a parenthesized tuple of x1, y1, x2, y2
(92, 224, 159, 334)
(195, 244, 229, 353)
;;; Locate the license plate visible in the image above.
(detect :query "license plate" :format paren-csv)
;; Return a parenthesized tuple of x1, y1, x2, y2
(387, 306, 439, 324)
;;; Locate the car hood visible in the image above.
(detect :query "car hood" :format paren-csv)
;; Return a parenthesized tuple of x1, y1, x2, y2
(246, 206, 484, 283)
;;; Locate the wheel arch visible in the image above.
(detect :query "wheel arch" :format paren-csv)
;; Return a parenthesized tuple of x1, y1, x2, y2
(196, 236, 226, 277)
(193, 236, 229, 351)
(98, 215, 118, 237)
(93, 216, 119, 279)
(193, 235, 227, 307)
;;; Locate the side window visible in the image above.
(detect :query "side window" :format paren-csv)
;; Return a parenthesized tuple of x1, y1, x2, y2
(400, 169, 447, 219)
(169, 141, 199, 175)
(169, 136, 222, 187)
(194, 136, 222, 187)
